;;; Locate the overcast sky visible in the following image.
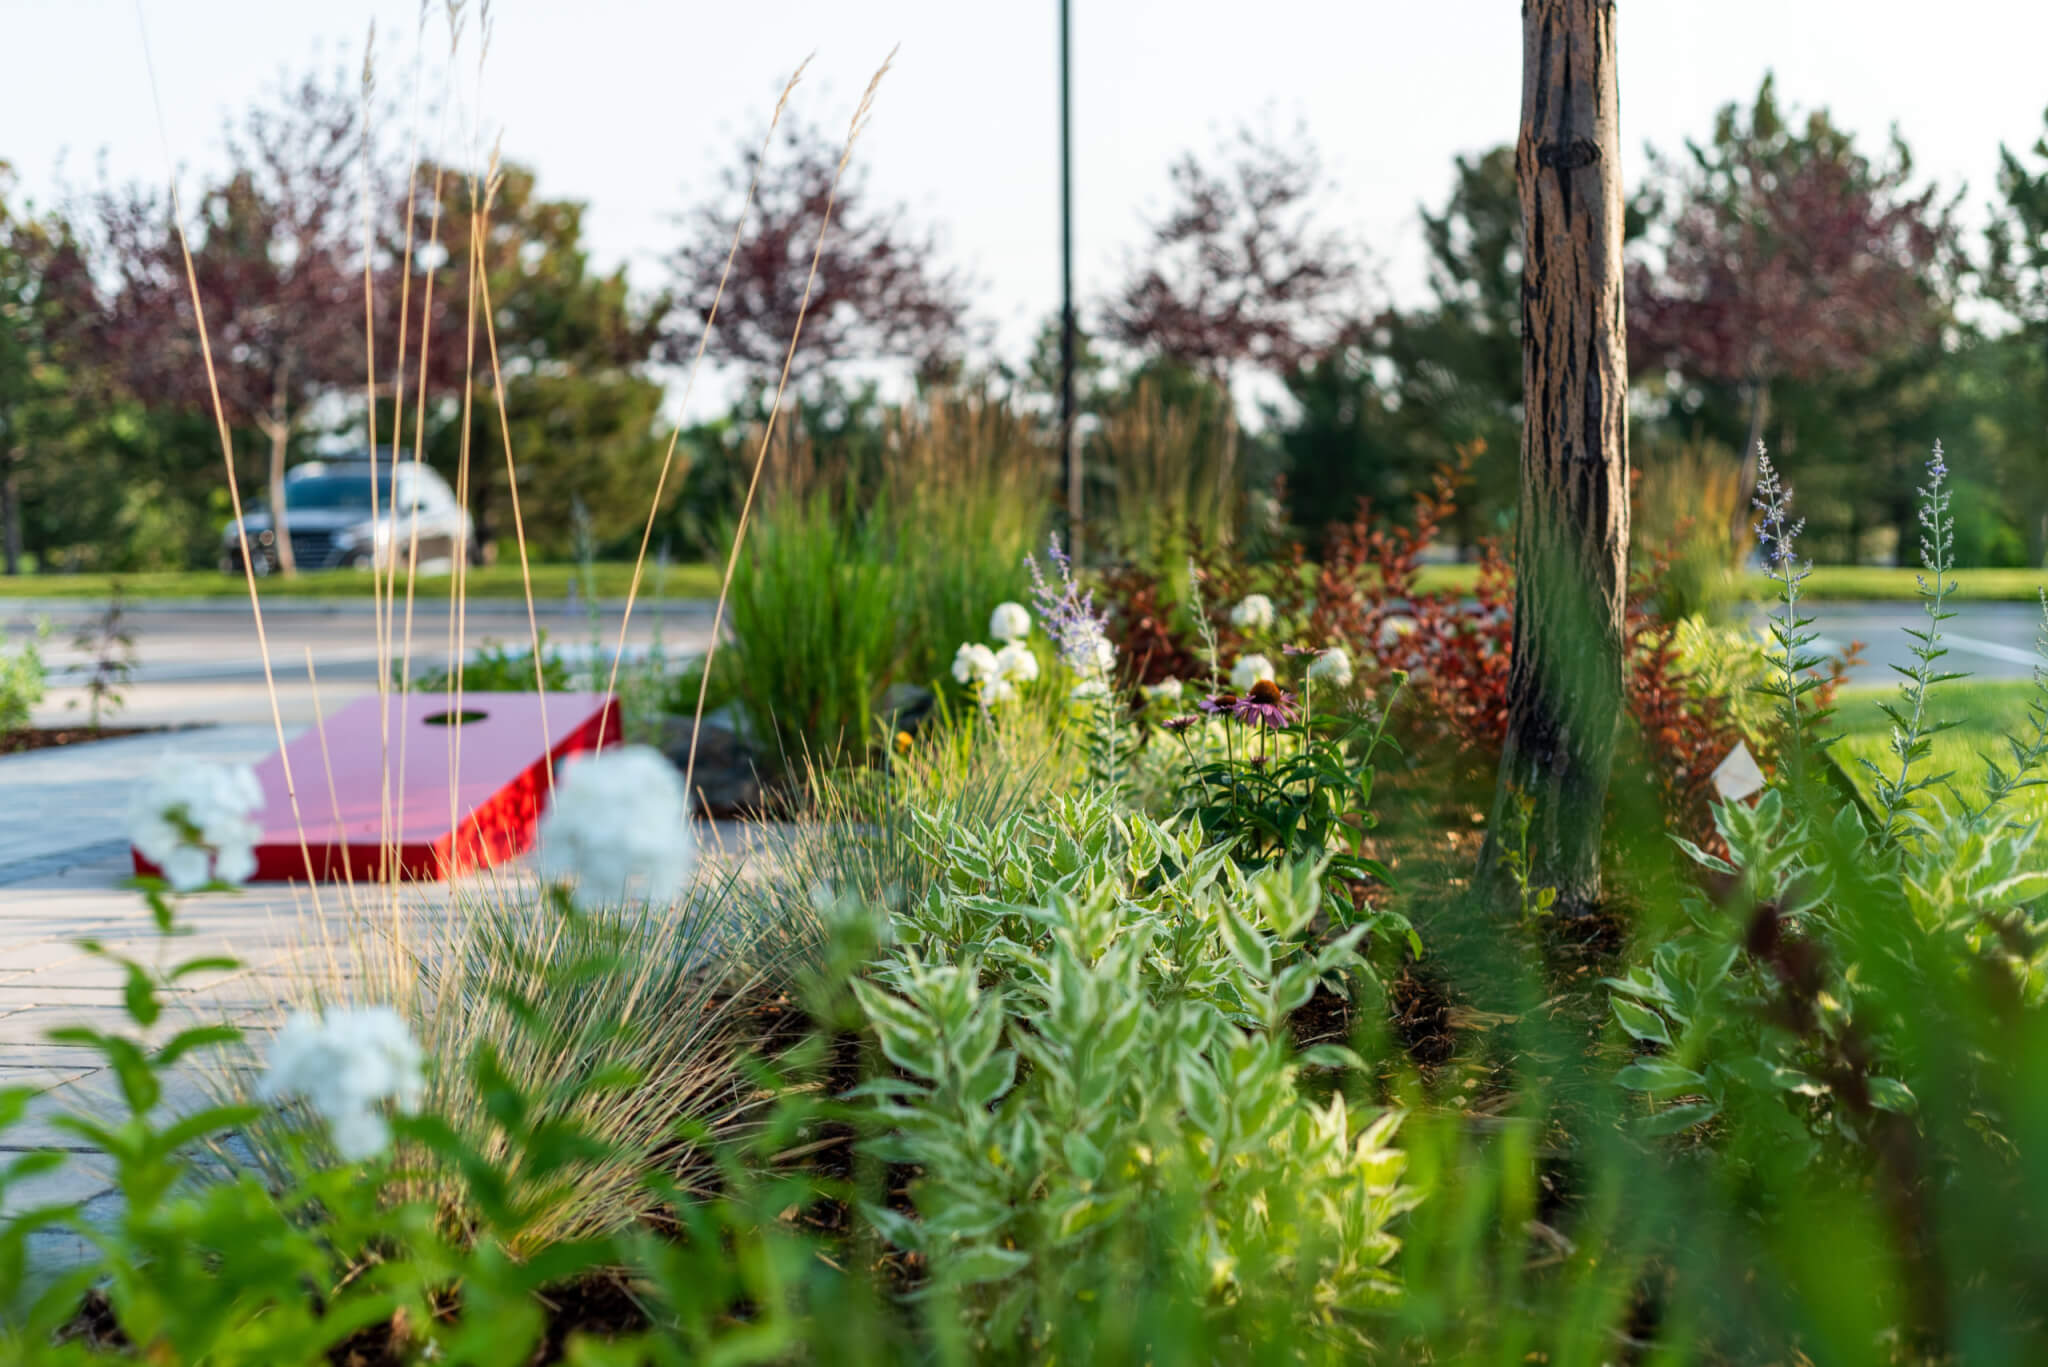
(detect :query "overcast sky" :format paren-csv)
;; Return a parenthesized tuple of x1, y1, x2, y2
(6, 0, 2048, 391)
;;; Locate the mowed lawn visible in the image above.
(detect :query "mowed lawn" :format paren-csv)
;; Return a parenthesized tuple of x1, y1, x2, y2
(1832, 678, 2048, 823)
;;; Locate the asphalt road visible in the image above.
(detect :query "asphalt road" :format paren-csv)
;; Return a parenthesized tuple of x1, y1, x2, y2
(2, 596, 715, 729)
(1, 593, 2037, 737)
(1781, 599, 2047, 685)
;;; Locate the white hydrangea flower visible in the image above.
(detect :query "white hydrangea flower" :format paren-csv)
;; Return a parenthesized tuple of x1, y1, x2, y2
(1070, 677, 1110, 700)
(1377, 615, 1419, 647)
(1308, 647, 1354, 688)
(1230, 654, 1276, 690)
(988, 602, 1033, 642)
(980, 675, 1018, 706)
(1229, 594, 1276, 632)
(995, 641, 1040, 683)
(128, 757, 265, 892)
(952, 642, 1001, 685)
(1143, 678, 1184, 704)
(535, 745, 695, 904)
(259, 1005, 426, 1162)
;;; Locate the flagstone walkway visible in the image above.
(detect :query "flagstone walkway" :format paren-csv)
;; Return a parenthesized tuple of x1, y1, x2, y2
(0, 722, 776, 1287)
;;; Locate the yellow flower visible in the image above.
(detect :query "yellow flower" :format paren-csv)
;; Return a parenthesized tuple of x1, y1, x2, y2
(893, 730, 913, 755)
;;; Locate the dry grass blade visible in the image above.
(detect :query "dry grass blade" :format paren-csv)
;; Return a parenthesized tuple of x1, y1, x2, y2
(132, 0, 326, 906)
(684, 49, 900, 807)
(597, 56, 814, 750)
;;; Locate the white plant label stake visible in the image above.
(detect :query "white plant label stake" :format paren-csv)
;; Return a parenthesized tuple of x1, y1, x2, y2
(1710, 741, 1767, 803)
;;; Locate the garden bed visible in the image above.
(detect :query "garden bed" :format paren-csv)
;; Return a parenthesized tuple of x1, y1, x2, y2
(0, 724, 165, 757)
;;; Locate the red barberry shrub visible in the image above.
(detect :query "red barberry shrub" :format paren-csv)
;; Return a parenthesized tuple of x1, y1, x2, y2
(1092, 442, 1855, 840)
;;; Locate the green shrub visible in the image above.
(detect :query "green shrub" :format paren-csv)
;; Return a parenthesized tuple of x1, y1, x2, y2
(843, 792, 1415, 1353)
(0, 616, 50, 733)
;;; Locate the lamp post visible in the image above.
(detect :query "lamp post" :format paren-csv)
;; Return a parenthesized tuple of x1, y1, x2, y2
(1058, 0, 1080, 559)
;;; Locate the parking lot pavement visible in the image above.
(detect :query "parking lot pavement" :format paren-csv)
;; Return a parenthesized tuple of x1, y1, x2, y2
(1767, 599, 2048, 685)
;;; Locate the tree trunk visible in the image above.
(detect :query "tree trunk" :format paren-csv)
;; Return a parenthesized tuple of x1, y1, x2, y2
(1480, 0, 1630, 915)
(1, 445, 21, 576)
(265, 416, 296, 576)
(1733, 373, 1770, 550)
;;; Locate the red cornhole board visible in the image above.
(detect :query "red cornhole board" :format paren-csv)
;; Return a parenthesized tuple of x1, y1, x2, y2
(133, 691, 621, 883)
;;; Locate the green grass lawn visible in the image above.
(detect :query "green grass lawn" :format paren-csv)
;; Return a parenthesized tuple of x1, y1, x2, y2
(0, 561, 725, 602)
(1832, 678, 2048, 822)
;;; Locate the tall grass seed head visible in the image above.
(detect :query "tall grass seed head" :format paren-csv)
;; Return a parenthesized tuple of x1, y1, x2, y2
(535, 744, 695, 904)
(129, 756, 265, 891)
(258, 1005, 426, 1161)
(989, 601, 1032, 642)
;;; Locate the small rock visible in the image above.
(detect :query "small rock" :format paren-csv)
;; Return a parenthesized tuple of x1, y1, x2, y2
(659, 716, 763, 816)
(875, 683, 935, 736)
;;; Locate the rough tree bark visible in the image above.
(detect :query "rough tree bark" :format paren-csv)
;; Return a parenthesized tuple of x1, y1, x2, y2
(1, 446, 20, 575)
(1480, 0, 1630, 914)
(263, 406, 296, 576)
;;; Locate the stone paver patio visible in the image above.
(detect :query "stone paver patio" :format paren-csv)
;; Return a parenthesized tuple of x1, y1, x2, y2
(0, 719, 773, 1284)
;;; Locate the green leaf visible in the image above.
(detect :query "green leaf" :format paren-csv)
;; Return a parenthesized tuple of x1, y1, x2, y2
(1611, 997, 1672, 1047)
(122, 963, 160, 1029)
(1867, 1076, 1916, 1113)
(1614, 1060, 1707, 1096)
(1218, 905, 1273, 980)
(942, 1244, 1031, 1285)
(1639, 1101, 1720, 1136)
(961, 1049, 1018, 1109)
(155, 1024, 242, 1068)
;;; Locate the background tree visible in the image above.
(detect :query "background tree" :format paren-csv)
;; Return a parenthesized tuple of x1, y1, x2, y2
(1275, 146, 1524, 550)
(95, 66, 386, 574)
(664, 119, 970, 390)
(0, 168, 99, 575)
(1628, 75, 1954, 545)
(1483, 0, 1631, 914)
(1981, 107, 2048, 563)
(390, 160, 671, 555)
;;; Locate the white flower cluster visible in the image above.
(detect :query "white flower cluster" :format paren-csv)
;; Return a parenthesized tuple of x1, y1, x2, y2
(1377, 615, 1419, 648)
(954, 608, 1043, 707)
(989, 601, 1032, 642)
(1230, 594, 1276, 632)
(1308, 647, 1354, 688)
(259, 1005, 426, 1161)
(1230, 654, 1276, 690)
(1142, 678, 1184, 705)
(1061, 627, 1117, 701)
(534, 745, 695, 904)
(128, 757, 265, 891)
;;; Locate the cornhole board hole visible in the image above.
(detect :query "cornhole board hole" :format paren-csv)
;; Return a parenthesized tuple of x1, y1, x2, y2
(133, 691, 621, 883)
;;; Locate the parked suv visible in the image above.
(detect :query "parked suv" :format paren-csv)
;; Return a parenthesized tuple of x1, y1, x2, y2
(220, 456, 477, 574)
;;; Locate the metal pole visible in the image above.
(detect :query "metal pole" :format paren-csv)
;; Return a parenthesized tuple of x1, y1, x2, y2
(1058, 0, 1080, 560)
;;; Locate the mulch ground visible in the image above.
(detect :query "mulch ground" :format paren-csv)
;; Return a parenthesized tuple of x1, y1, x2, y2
(0, 725, 164, 756)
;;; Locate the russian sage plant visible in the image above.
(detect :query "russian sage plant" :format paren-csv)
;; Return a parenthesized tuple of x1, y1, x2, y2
(1861, 441, 1965, 838)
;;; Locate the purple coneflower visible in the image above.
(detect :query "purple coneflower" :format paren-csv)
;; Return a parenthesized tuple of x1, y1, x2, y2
(1161, 715, 1201, 734)
(1198, 693, 1231, 715)
(1230, 678, 1298, 728)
